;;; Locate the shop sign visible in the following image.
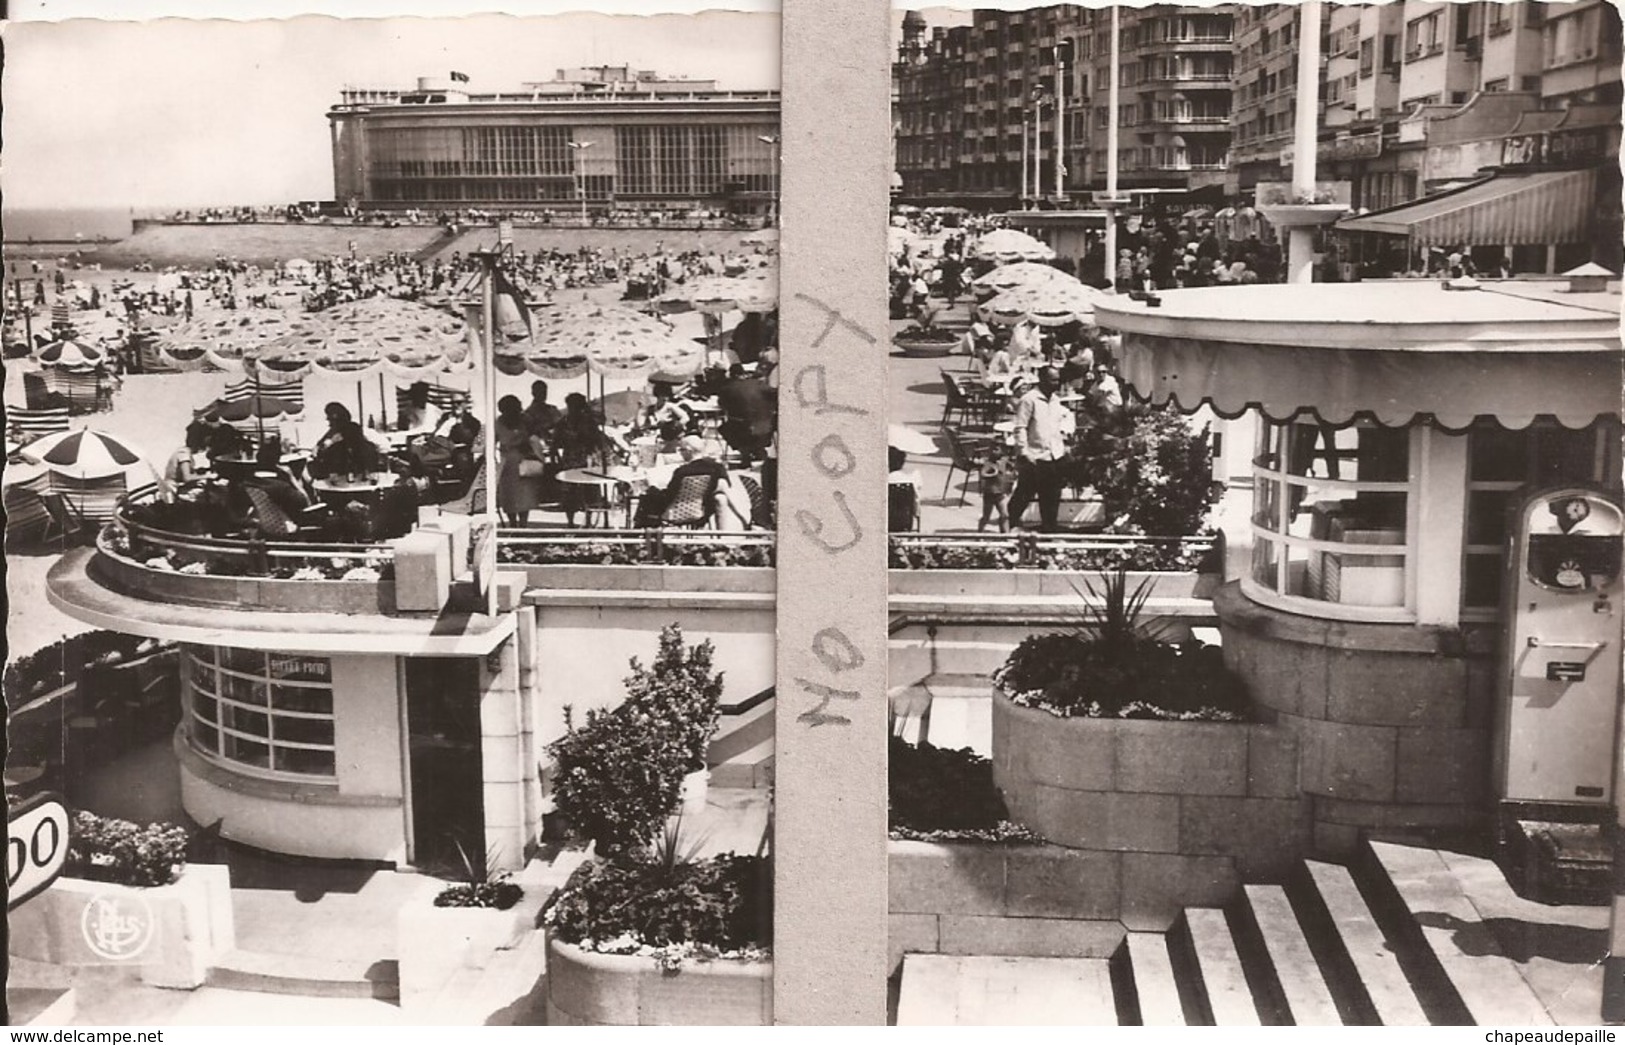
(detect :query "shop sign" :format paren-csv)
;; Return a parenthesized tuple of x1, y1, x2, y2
(1547, 661, 1588, 683)
(1501, 134, 1546, 166)
(7, 792, 68, 911)
(1319, 133, 1383, 163)
(1548, 128, 1607, 165)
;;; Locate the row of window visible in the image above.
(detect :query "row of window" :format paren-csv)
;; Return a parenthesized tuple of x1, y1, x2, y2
(186, 646, 337, 780)
(1248, 418, 1621, 621)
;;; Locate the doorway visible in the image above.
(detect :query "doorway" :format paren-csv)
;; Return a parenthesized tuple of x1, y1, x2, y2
(403, 657, 485, 877)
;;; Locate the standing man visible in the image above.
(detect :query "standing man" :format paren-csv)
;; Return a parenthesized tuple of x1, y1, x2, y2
(1007, 366, 1074, 533)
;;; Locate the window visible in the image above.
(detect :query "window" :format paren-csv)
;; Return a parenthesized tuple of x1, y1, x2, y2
(1359, 37, 1376, 77)
(1248, 418, 1413, 620)
(1460, 420, 1622, 615)
(185, 646, 336, 779)
(1485, 77, 1509, 92)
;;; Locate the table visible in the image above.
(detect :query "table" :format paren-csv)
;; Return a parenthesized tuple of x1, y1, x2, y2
(555, 468, 628, 527)
(312, 472, 400, 505)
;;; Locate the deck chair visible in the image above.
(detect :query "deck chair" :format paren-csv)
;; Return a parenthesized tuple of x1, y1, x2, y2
(941, 426, 995, 507)
(736, 473, 772, 529)
(661, 473, 718, 529)
(39, 492, 89, 544)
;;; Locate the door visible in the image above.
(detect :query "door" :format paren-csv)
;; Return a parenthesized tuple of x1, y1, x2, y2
(1499, 488, 1624, 805)
(404, 657, 485, 876)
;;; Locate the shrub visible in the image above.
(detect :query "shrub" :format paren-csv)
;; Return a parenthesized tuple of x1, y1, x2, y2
(991, 569, 1251, 721)
(888, 736, 1036, 843)
(5, 633, 172, 710)
(435, 880, 524, 910)
(547, 626, 724, 859)
(65, 812, 189, 888)
(1068, 399, 1216, 538)
(545, 852, 771, 960)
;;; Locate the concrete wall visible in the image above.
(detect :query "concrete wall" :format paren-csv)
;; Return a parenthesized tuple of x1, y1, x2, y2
(991, 690, 1306, 922)
(530, 603, 775, 748)
(888, 840, 1128, 975)
(331, 654, 404, 800)
(1214, 582, 1495, 853)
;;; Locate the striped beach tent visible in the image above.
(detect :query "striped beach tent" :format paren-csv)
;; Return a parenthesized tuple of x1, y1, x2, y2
(7, 405, 71, 440)
(2, 467, 52, 542)
(221, 375, 305, 412)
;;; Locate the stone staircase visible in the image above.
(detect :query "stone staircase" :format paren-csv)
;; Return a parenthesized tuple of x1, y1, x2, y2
(707, 686, 774, 790)
(898, 837, 1606, 1026)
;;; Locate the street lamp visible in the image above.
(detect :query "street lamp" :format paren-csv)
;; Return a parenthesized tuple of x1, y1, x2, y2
(758, 134, 781, 224)
(1029, 88, 1052, 207)
(567, 140, 595, 225)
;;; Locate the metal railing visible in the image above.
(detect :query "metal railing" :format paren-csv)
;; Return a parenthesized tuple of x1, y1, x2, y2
(890, 532, 1218, 573)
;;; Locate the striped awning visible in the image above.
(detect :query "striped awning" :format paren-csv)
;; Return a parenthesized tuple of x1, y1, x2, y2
(1337, 169, 1598, 248)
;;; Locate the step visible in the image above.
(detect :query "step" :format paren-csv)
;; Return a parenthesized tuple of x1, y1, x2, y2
(1242, 884, 1342, 1026)
(1301, 861, 1429, 1027)
(424, 929, 548, 1025)
(1125, 933, 1186, 1026)
(710, 737, 774, 790)
(1366, 840, 1554, 1026)
(1183, 908, 1261, 1026)
(207, 949, 400, 1001)
(6, 987, 77, 1026)
(896, 954, 1119, 1025)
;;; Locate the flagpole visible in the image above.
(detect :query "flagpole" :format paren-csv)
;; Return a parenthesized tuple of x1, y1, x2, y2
(481, 254, 498, 524)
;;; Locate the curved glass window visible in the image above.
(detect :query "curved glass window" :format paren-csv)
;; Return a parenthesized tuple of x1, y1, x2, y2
(1246, 417, 1413, 621)
(183, 646, 336, 780)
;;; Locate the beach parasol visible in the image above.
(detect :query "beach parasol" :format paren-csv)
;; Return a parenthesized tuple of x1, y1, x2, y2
(972, 261, 1077, 294)
(507, 302, 706, 381)
(979, 280, 1111, 327)
(971, 229, 1055, 263)
(37, 337, 106, 370)
(148, 310, 304, 370)
(887, 424, 938, 455)
(18, 428, 155, 482)
(888, 226, 919, 256)
(657, 269, 778, 316)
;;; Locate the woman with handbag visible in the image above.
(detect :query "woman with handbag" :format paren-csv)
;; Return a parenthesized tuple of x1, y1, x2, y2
(494, 394, 547, 526)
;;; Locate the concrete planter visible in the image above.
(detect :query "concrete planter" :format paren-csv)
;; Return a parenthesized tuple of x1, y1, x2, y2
(545, 935, 771, 1026)
(893, 332, 961, 358)
(991, 687, 1306, 887)
(395, 879, 533, 1015)
(1255, 202, 1349, 228)
(94, 543, 394, 613)
(520, 563, 774, 594)
(6, 865, 234, 989)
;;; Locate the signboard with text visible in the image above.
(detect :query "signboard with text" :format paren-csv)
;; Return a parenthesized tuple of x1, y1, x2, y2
(8, 792, 68, 910)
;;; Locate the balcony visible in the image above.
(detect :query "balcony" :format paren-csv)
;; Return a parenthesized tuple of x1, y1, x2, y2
(1487, 20, 1514, 37)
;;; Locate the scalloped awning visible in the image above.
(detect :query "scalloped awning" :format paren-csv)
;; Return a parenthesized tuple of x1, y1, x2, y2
(1097, 282, 1622, 431)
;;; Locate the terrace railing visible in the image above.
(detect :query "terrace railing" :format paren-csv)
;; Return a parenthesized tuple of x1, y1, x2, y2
(499, 527, 776, 568)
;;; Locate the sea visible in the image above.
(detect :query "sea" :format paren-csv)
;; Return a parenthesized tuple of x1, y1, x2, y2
(3, 207, 138, 245)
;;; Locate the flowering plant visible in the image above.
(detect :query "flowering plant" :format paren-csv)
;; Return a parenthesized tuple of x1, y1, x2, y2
(65, 811, 190, 888)
(546, 626, 724, 859)
(1067, 400, 1216, 539)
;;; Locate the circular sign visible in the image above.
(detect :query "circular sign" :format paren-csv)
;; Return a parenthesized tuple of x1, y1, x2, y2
(80, 892, 155, 961)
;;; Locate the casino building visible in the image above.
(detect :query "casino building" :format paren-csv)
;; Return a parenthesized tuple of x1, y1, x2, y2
(328, 66, 781, 214)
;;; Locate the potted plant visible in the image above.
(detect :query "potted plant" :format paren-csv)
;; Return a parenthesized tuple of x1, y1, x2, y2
(9, 812, 234, 989)
(542, 814, 772, 1025)
(892, 301, 960, 358)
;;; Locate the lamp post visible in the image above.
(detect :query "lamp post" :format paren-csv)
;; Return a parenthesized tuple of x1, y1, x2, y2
(1030, 89, 1050, 208)
(567, 140, 595, 225)
(758, 133, 782, 224)
(1054, 40, 1070, 203)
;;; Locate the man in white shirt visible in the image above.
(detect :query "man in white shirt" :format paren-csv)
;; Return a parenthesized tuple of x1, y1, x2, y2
(1007, 366, 1075, 532)
(399, 382, 444, 436)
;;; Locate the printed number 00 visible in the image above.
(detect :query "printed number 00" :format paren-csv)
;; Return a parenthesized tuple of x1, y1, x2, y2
(7, 817, 62, 887)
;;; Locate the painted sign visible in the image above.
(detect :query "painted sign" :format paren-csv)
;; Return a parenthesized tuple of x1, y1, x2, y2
(81, 892, 156, 961)
(7, 792, 68, 911)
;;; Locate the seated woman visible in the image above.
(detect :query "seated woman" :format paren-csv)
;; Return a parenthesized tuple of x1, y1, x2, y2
(397, 381, 444, 436)
(309, 402, 380, 480)
(637, 382, 692, 436)
(162, 422, 211, 502)
(495, 394, 547, 527)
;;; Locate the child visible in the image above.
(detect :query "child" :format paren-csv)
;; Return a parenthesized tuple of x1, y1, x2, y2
(979, 443, 1015, 533)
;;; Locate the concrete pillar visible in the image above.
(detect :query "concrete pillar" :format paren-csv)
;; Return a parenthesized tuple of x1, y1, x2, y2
(1410, 426, 1469, 627)
(1288, 226, 1317, 286)
(479, 632, 528, 872)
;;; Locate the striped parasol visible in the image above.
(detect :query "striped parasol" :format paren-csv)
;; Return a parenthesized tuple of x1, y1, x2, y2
(18, 428, 157, 483)
(37, 337, 107, 371)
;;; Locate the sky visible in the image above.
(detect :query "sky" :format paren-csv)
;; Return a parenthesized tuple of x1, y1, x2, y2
(2, 3, 781, 211)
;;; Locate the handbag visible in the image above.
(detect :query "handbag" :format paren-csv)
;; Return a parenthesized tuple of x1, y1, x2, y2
(518, 458, 547, 478)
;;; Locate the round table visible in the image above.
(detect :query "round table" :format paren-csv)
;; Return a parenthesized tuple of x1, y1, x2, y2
(555, 468, 628, 527)
(311, 472, 400, 504)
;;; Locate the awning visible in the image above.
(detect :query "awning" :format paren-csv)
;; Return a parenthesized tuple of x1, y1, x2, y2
(1336, 169, 1598, 247)
(1095, 282, 1623, 431)
(1117, 333, 1621, 430)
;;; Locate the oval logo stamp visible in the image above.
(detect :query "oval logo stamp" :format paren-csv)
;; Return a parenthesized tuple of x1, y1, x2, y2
(81, 893, 155, 961)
